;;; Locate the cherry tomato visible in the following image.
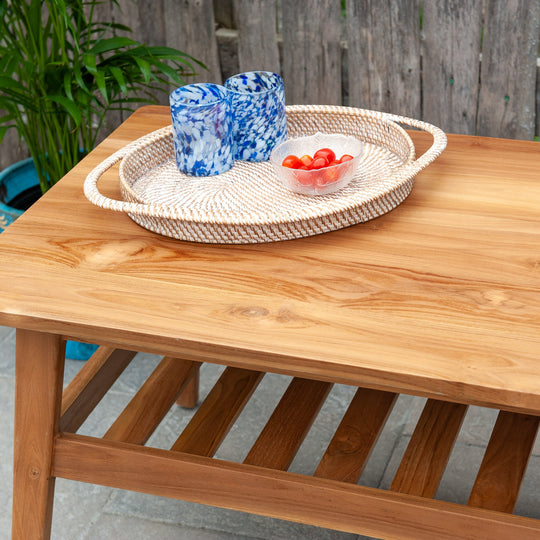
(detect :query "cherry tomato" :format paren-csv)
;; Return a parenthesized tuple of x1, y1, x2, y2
(327, 159, 340, 167)
(339, 154, 354, 163)
(297, 170, 315, 185)
(314, 148, 336, 163)
(311, 156, 328, 169)
(299, 154, 313, 168)
(282, 154, 302, 169)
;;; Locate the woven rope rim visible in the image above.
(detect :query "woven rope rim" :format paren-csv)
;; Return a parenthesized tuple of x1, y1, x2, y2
(84, 104, 447, 233)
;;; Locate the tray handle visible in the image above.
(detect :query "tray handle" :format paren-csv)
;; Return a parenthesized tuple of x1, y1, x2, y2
(84, 143, 181, 218)
(383, 113, 447, 175)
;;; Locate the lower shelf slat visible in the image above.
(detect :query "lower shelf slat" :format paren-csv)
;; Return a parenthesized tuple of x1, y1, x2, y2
(314, 387, 397, 483)
(171, 367, 264, 456)
(60, 347, 136, 433)
(391, 399, 468, 497)
(244, 378, 332, 470)
(103, 356, 200, 445)
(468, 411, 540, 513)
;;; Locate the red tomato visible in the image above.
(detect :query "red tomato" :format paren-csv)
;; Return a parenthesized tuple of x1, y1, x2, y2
(327, 159, 340, 167)
(297, 170, 315, 185)
(314, 148, 336, 163)
(339, 154, 354, 163)
(282, 155, 302, 169)
(311, 156, 328, 169)
(299, 154, 313, 168)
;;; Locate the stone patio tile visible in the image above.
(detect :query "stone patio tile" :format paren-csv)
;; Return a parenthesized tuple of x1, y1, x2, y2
(434, 443, 485, 505)
(85, 513, 252, 539)
(0, 325, 14, 342)
(49, 480, 115, 540)
(0, 327, 15, 378)
(457, 405, 499, 447)
(0, 376, 14, 538)
(359, 393, 425, 489)
(103, 491, 357, 540)
(514, 454, 540, 519)
(105, 351, 162, 395)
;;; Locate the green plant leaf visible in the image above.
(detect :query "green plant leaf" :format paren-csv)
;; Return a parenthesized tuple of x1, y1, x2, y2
(95, 71, 108, 103)
(109, 66, 127, 94)
(134, 57, 152, 83)
(63, 72, 74, 100)
(48, 95, 82, 126)
(0, 125, 12, 145)
(73, 62, 90, 93)
(90, 37, 139, 55)
(82, 53, 98, 75)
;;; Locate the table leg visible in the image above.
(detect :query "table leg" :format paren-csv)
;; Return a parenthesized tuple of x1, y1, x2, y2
(176, 363, 200, 408)
(12, 329, 65, 540)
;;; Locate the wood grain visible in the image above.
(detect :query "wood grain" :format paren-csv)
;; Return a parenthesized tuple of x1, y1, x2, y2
(281, 0, 342, 105)
(104, 356, 200, 445)
(347, 0, 421, 117)
(233, 0, 280, 74)
(476, 0, 540, 139)
(314, 387, 397, 483)
(60, 347, 136, 433)
(171, 367, 263, 456)
(468, 411, 540, 512)
(12, 330, 65, 540)
(391, 399, 468, 497)
(422, 0, 482, 135)
(1, 106, 540, 418)
(244, 378, 332, 470)
(53, 433, 540, 539)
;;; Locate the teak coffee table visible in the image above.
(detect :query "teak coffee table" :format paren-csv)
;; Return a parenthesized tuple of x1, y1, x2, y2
(3, 106, 540, 539)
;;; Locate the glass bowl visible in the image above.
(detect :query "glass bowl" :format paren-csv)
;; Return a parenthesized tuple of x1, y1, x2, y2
(269, 133, 363, 196)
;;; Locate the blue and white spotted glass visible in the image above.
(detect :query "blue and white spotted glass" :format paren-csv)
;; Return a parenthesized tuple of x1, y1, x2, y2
(169, 83, 234, 176)
(225, 71, 287, 162)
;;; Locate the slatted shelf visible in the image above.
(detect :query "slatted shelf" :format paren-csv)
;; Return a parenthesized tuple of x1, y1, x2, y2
(391, 399, 468, 497)
(104, 356, 200, 445)
(171, 367, 264, 456)
(59, 349, 540, 538)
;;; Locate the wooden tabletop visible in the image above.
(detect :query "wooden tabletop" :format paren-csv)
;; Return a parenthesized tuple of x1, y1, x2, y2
(1, 105, 539, 414)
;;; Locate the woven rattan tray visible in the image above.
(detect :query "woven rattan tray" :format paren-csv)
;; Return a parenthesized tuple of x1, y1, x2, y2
(84, 105, 447, 244)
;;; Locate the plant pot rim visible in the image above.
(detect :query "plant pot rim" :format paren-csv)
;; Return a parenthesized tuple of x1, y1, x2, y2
(0, 156, 35, 180)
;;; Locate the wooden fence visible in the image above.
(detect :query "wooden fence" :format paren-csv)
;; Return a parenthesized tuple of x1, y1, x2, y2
(1, 0, 539, 169)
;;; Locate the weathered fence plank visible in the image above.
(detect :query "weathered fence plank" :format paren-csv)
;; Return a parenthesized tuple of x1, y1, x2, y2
(346, 0, 421, 117)
(3, 1, 540, 172)
(233, 0, 280, 74)
(477, 0, 540, 139)
(422, 0, 482, 135)
(163, 0, 222, 84)
(0, 128, 29, 171)
(281, 0, 342, 105)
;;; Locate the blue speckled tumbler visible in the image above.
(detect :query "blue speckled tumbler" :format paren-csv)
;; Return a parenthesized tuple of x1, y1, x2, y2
(225, 71, 287, 162)
(169, 83, 234, 176)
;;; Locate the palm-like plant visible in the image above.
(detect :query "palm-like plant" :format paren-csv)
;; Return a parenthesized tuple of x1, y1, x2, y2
(0, 0, 203, 193)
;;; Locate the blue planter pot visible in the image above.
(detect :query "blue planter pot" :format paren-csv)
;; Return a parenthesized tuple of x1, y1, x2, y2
(0, 158, 42, 231)
(0, 159, 98, 360)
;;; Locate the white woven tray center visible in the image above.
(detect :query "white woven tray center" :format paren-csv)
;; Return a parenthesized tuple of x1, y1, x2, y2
(128, 143, 403, 223)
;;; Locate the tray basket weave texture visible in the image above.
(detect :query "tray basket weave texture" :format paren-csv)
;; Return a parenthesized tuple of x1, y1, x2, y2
(84, 105, 447, 244)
